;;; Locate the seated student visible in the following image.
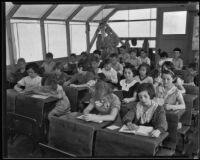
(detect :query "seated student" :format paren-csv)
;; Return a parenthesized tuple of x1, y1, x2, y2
(63, 53, 78, 74)
(155, 70, 185, 110)
(41, 52, 56, 75)
(90, 55, 102, 77)
(134, 63, 153, 84)
(110, 53, 123, 76)
(101, 58, 118, 85)
(158, 51, 172, 68)
(7, 58, 28, 87)
(122, 83, 168, 137)
(150, 68, 162, 89)
(35, 74, 71, 119)
(82, 79, 121, 124)
(118, 45, 130, 65)
(128, 49, 141, 69)
(184, 63, 198, 84)
(138, 49, 151, 66)
(63, 61, 95, 88)
(162, 61, 186, 94)
(52, 62, 71, 86)
(172, 48, 183, 70)
(14, 62, 42, 92)
(120, 63, 140, 104)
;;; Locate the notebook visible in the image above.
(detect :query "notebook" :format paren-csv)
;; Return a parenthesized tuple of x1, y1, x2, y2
(76, 115, 103, 123)
(119, 125, 153, 137)
(31, 94, 50, 99)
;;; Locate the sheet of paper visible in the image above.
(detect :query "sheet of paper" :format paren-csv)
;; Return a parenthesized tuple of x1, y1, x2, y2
(31, 94, 50, 99)
(106, 125, 120, 130)
(76, 115, 103, 123)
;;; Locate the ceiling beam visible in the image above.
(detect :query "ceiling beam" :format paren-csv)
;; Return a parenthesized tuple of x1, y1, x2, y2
(6, 4, 20, 19)
(87, 5, 105, 22)
(66, 6, 83, 22)
(40, 4, 58, 21)
(103, 8, 117, 22)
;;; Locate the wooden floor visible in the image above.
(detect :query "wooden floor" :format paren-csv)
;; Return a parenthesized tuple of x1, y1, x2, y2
(7, 122, 199, 158)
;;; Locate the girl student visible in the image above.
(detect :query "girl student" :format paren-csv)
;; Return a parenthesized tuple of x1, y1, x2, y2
(82, 79, 121, 124)
(122, 83, 168, 138)
(134, 63, 153, 84)
(161, 61, 186, 94)
(155, 69, 185, 111)
(14, 62, 42, 93)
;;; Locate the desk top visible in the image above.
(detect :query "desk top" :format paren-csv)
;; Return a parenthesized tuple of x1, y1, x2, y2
(166, 109, 185, 121)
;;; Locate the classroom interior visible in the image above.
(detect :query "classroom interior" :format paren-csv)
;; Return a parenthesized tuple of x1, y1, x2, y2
(4, 1, 199, 159)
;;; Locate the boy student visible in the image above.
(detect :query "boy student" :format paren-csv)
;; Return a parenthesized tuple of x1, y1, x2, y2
(14, 62, 42, 92)
(110, 53, 123, 76)
(118, 45, 130, 65)
(63, 54, 78, 74)
(172, 48, 183, 70)
(41, 52, 56, 74)
(138, 49, 151, 66)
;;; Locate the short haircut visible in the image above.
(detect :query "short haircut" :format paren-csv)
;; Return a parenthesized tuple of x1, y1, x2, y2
(70, 53, 76, 58)
(173, 48, 181, 52)
(110, 53, 118, 58)
(120, 45, 126, 49)
(93, 50, 101, 56)
(160, 51, 168, 58)
(26, 62, 40, 74)
(150, 69, 160, 79)
(90, 55, 100, 63)
(46, 52, 53, 59)
(124, 63, 137, 76)
(81, 52, 87, 56)
(130, 48, 137, 53)
(103, 58, 112, 66)
(43, 74, 58, 91)
(137, 83, 155, 99)
(138, 63, 151, 75)
(53, 62, 63, 70)
(161, 61, 175, 72)
(17, 58, 26, 64)
(162, 69, 176, 79)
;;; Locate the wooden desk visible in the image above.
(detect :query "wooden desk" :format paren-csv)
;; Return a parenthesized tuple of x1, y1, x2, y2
(48, 112, 112, 157)
(94, 127, 168, 157)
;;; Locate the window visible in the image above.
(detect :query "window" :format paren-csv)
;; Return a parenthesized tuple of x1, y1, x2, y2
(6, 30, 10, 65)
(89, 22, 99, 41)
(163, 11, 187, 34)
(70, 22, 86, 55)
(12, 20, 43, 62)
(44, 21, 68, 58)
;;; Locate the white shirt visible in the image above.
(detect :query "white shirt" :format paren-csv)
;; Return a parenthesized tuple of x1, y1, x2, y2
(102, 67, 118, 84)
(18, 75, 42, 90)
(120, 79, 138, 91)
(138, 57, 151, 66)
(134, 75, 153, 84)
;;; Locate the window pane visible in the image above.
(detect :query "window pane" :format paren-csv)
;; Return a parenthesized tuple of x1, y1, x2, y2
(129, 8, 157, 20)
(45, 22, 68, 58)
(93, 8, 114, 21)
(90, 39, 97, 53)
(149, 40, 156, 48)
(13, 23, 43, 62)
(108, 22, 128, 37)
(70, 22, 86, 55)
(6, 30, 10, 65)
(90, 23, 99, 41)
(109, 10, 128, 20)
(163, 11, 187, 34)
(129, 21, 156, 37)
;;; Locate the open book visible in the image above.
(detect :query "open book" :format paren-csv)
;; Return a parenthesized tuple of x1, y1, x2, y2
(119, 125, 153, 137)
(31, 94, 50, 99)
(76, 115, 103, 123)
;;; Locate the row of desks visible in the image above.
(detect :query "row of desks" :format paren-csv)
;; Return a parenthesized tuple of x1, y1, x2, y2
(48, 112, 169, 157)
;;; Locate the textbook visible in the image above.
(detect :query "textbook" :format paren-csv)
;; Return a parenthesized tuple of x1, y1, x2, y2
(119, 125, 153, 137)
(76, 115, 103, 123)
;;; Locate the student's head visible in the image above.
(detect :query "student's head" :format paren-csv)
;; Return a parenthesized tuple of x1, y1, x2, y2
(90, 56, 100, 69)
(70, 54, 76, 62)
(138, 63, 150, 77)
(140, 49, 147, 58)
(188, 63, 197, 72)
(119, 46, 126, 54)
(17, 58, 26, 69)
(77, 62, 86, 73)
(160, 51, 168, 59)
(43, 74, 58, 92)
(94, 79, 113, 100)
(25, 62, 39, 78)
(137, 83, 156, 106)
(161, 70, 176, 88)
(46, 52, 54, 62)
(130, 49, 137, 58)
(81, 52, 88, 59)
(93, 50, 101, 58)
(110, 53, 118, 65)
(173, 48, 181, 59)
(103, 58, 112, 71)
(161, 61, 175, 73)
(150, 69, 161, 84)
(52, 62, 63, 74)
(124, 63, 137, 80)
